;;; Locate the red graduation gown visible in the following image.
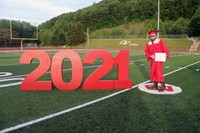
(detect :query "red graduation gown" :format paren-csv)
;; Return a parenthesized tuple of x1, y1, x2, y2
(145, 39, 170, 82)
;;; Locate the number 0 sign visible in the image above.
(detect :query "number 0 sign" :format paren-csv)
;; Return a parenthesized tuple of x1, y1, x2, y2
(19, 50, 132, 91)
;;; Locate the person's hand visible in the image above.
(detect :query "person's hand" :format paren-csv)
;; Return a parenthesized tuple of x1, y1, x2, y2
(150, 55, 155, 59)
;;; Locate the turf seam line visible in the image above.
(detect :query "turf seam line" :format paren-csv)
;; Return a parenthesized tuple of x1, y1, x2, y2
(0, 60, 200, 133)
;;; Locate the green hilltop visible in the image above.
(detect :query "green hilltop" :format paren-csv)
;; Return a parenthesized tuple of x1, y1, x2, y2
(38, 0, 200, 46)
(0, 0, 200, 47)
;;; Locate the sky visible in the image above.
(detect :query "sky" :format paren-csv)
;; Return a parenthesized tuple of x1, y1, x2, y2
(0, 0, 102, 25)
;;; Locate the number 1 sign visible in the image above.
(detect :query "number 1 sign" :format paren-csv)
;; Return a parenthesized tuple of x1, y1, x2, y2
(19, 50, 132, 91)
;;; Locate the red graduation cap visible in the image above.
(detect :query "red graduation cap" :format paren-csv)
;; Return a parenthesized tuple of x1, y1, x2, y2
(149, 30, 159, 35)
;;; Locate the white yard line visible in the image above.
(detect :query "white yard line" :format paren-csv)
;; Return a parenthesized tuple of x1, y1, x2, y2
(0, 59, 146, 80)
(0, 54, 189, 67)
(1, 60, 200, 133)
(0, 54, 191, 80)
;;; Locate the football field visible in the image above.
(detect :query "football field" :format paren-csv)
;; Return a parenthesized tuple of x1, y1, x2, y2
(0, 49, 200, 133)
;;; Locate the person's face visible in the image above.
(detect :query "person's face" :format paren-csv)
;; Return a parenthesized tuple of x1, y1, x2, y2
(149, 34, 157, 41)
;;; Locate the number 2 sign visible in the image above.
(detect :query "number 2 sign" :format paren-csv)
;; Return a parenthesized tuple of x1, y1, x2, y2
(19, 50, 132, 91)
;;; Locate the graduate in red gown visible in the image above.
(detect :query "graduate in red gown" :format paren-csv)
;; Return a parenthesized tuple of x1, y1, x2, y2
(145, 30, 170, 91)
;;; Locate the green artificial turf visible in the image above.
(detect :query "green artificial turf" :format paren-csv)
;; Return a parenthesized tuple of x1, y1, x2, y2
(0, 50, 199, 133)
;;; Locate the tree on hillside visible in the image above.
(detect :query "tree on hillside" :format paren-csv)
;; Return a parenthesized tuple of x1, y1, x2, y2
(37, 0, 200, 45)
(173, 18, 189, 34)
(0, 19, 37, 47)
(188, 6, 200, 37)
(0, 28, 19, 47)
(66, 22, 86, 45)
(135, 0, 157, 20)
(161, 0, 200, 20)
(0, 28, 11, 47)
(50, 27, 66, 46)
(39, 29, 52, 45)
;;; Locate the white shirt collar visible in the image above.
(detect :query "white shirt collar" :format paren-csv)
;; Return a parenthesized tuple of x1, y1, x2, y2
(148, 39, 160, 45)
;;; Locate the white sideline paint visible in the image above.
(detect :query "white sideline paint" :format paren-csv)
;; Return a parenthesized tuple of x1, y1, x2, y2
(0, 59, 144, 80)
(0, 53, 191, 80)
(0, 72, 12, 77)
(0, 54, 191, 67)
(1, 60, 200, 133)
(0, 78, 24, 88)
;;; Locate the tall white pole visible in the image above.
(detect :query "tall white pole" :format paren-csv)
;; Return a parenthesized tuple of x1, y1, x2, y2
(87, 27, 89, 47)
(157, 0, 160, 38)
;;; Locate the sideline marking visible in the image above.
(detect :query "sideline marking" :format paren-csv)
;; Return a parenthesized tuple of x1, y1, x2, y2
(0, 53, 190, 80)
(0, 78, 24, 88)
(1, 60, 200, 133)
(0, 59, 146, 80)
(0, 54, 190, 67)
(0, 72, 12, 77)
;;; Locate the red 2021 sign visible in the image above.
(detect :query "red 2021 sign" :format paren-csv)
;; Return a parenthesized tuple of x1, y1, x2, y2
(19, 50, 132, 91)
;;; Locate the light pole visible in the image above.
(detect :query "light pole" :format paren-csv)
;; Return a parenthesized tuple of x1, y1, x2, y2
(87, 27, 90, 47)
(157, 0, 160, 38)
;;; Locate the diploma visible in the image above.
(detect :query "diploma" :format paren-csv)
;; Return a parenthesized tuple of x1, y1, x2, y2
(155, 53, 166, 62)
